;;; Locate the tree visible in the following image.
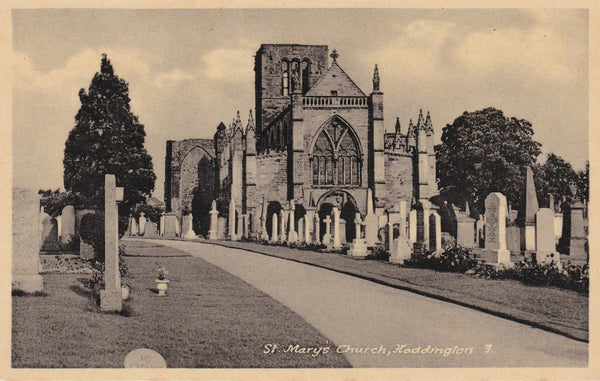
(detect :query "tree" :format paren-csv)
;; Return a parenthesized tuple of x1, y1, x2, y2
(532, 153, 578, 208)
(63, 54, 156, 213)
(576, 161, 589, 202)
(435, 107, 542, 215)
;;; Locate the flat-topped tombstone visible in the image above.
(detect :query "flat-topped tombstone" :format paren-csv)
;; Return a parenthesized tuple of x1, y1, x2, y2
(536, 208, 559, 265)
(12, 188, 43, 293)
(483, 193, 511, 266)
(144, 221, 159, 238)
(162, 213, 179, 237)
(124, 348, 167, 368)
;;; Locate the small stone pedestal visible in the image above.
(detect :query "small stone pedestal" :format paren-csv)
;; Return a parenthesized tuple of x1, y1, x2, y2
(389, 238, 412, 264)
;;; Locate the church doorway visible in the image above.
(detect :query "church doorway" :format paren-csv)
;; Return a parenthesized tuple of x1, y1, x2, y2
(317, 190, 358, 242)
(191, 188, 211, 236)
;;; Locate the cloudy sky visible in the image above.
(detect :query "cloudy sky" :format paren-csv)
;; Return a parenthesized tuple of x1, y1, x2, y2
(12, 8, 588, 201)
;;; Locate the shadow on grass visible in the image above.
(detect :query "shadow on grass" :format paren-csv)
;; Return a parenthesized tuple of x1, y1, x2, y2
(11, 290, 48, 297)
(69, 284, 92, 298)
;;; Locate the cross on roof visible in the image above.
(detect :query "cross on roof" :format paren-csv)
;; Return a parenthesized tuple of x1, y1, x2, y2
(330, 49, 339, 62)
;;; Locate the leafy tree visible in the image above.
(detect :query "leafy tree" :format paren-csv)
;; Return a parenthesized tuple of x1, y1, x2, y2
(532, 153, 578, 208)
(38, 189, 88, 217)
(435, 107, 542, 215)
(63, 54, 156, 213)
(576, 161, 589, 202)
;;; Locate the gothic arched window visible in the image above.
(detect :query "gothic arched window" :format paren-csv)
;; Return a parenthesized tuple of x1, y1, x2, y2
(302, 60, 311, 94)
(281, 61, 289, 96)
(311, 117, 361, 186)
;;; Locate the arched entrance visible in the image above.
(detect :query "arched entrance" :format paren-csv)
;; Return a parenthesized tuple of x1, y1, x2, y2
(266, 201, 283, 240)
(316, 190, 358, 242)
(191, 154, 216, 236)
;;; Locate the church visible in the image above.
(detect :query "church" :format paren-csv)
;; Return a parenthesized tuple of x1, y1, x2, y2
(164, 44, 438, 241)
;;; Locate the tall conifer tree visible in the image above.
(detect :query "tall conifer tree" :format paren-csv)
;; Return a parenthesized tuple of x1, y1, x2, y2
(63, 54, 156, 212)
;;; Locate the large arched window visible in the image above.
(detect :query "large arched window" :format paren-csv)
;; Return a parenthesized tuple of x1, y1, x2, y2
(312, 117, 361, 186)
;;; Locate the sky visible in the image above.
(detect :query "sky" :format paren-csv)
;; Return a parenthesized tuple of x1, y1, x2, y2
(12, 8, 589, 201)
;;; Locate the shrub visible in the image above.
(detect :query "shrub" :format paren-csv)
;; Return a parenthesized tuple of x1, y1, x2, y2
(79, 212, 105, 262)
(404, 246, 478, 273)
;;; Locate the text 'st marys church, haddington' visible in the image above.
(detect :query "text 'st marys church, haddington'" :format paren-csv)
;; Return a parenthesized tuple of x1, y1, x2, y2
(164, 44, 438, 240)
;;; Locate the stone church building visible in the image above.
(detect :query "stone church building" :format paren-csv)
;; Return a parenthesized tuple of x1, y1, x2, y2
(164, 44, 438, 241)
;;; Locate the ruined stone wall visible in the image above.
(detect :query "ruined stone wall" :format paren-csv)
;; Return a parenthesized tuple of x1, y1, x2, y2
(383, 152, 414, 208)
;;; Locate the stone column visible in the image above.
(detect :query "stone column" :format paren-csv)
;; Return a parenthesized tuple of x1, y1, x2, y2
(139, 212, 147, 236)
(100, 174, 123, 312)
(298, 218, 305, 243)
(242, 214, 249, 239)
(322, 215, 332, 246)
(236, 210, 243, 240)
(483, 192, 511, 266)
(288, 200, 298, 243)
(260, 197, 269, 241)
(271, 213, 278, 242)
(331, 206, 341, 249)
(208, 200, 219, 240)
(12, 189, 43, 293)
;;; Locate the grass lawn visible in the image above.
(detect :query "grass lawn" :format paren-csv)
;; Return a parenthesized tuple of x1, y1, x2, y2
(12, 241, 351, 368)
(202, 239, 588, 342)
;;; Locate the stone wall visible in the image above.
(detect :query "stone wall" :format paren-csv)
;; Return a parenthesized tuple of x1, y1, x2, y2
(383, 152, 414, 208)
(255, 152, 289, 206)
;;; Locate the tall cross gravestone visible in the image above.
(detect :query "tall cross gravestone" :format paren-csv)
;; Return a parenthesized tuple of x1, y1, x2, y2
(322, 215, 332, 246)
(483, 192, 511, 266)
(100, 174, 123, 312)
(348, 212, 368, 258)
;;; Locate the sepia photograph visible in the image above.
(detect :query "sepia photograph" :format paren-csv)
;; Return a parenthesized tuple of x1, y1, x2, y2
(3, 3, 597, 380)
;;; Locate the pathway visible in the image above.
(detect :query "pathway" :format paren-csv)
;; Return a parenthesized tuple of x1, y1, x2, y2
(141, 239, 588, 368)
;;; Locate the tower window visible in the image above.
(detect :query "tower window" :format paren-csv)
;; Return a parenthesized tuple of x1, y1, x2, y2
(281, 61, 289, 96)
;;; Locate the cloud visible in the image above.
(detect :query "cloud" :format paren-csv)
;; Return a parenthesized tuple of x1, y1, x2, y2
(201, 47, 254, 82)
(13, 48, 195, 93)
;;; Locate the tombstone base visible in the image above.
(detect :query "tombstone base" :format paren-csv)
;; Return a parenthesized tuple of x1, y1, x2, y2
(12, 275, 43, 293)
(229, 234, 239, 242)
(481, 249, 512, 267)
(390, 238, 412, 264)
(322, 233, 331, 247)
(569, 237, 587, 262)
(100, 289, 123, 312)
(288, 231, 298, 243)
(183, 231, 198, 240)
(208, 230, 219, 240)
(348, 239, 368, 258)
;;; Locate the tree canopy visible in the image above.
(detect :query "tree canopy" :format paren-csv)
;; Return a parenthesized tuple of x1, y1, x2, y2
(63, 54, 156, 212)
(532, 153, 579, 208)
(435, 107, 542, 215)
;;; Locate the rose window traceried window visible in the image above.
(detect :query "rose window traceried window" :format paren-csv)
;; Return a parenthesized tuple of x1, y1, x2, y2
(312, 117, 361, 186)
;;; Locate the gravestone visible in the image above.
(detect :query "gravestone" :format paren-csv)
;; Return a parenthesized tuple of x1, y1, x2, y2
(506, 226, 521, 253)
(271, 213, 278, 242)
(144, 221, 159, 238)
(483, 193, 511, 266)
(138, 212, 147, 236)
(364, 189, 379, 247)
(12, 188, 43, 293)
(208, 201, 219, 240)
(322, 215, 332, 247)
(297, 218, 305, 243)
(408, 209, 417, 243)
(162, 213, 179, 237)
(429, 211, 442, 251)
(128, 217, 138, 237)
(279, 209, 288, 242)
(217, 217, 227, 240)
(331, 207, 341, 249)
(304, 214, 312, 243)
(535, 208, 559, 266)
(124, 348, 167, 368)
(518, 166, 539, 251)
(182, 214, 197, 240)
(228, 198, 238, 241)
(288, 201, 297, 243)
(569, 202, 587, 262)
(553, 212, 563, 245)
(159, 215, 165, 236)
(313, 213, 321, 244)
(456, 213, 475, 249)
(348, 213, 368, 258)
(339, 218, 346, 244)
(60, 205, 76, 249)
(40, 216, 60, 251)
(260, 197, 269, 241)
(100, 174, 123, 312)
